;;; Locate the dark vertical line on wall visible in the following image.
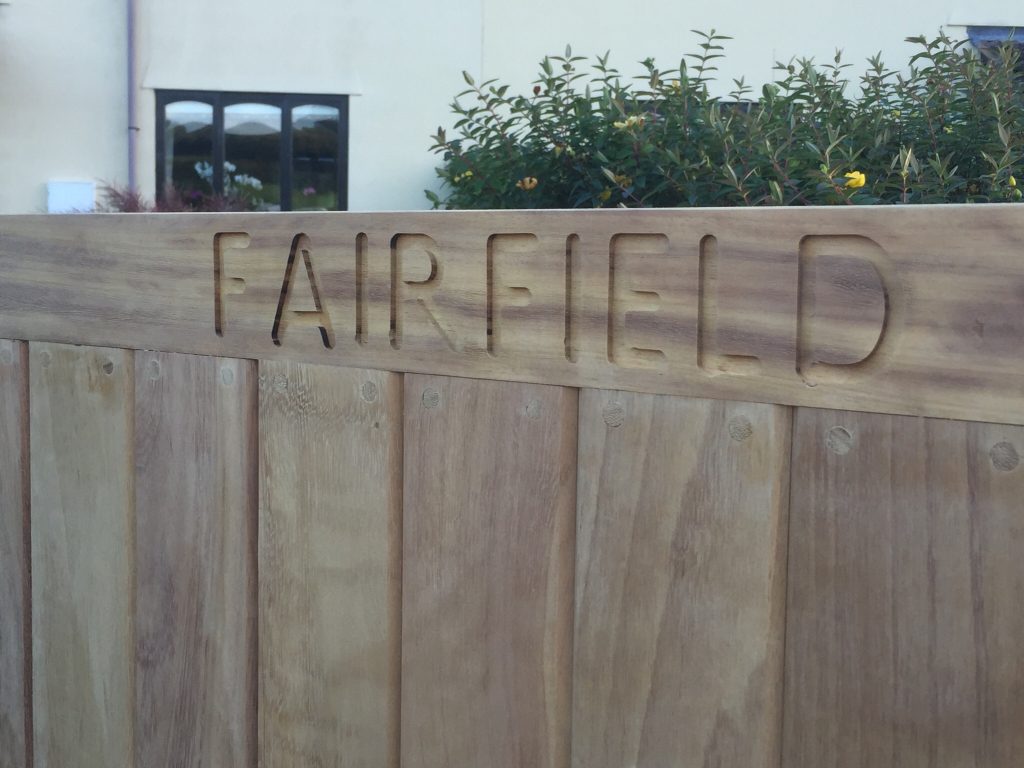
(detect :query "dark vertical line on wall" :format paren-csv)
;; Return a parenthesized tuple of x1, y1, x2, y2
(337, 98, 350, 211)
(606, 238, 615, 364)
(355, 233, 368, 345)
(281, 98, 293, 212)
(389, 236, 400, 350)
(564, 235, 578, 363)
(795, 236, 814, 380)
(154, 93, 166, 201)
(213, 97, 225, 195)
(486, 235, 496, 356)
(213, 235, 224, 337)
(20, 341, 33, 768)
(697, 234, 716, 371)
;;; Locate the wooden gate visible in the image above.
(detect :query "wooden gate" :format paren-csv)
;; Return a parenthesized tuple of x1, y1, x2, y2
(0, 208, 1022, 767)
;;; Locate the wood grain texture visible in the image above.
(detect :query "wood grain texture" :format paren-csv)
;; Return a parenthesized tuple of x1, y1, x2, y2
(0, 340, 29, 768)
(1, 208, 1023, 423)
(29, 342, 134, 768)
(401, 375, 576, 768)
(134, 352, 256, 767)
(259, 361, 401, 768)
(573, 390, 791, 768)
(783, 408, 1024, 768)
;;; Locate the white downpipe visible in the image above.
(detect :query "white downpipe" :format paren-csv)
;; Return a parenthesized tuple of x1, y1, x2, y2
(127, 0, 138, 190)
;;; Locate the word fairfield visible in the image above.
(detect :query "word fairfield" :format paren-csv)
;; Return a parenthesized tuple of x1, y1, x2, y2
(214, 228, 899, 385)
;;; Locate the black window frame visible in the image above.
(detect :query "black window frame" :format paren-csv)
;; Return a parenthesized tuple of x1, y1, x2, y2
(156, 89, 349, 211)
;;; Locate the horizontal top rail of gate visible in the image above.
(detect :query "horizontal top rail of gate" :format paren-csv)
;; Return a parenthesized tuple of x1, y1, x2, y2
(1, 206, 1021, 424)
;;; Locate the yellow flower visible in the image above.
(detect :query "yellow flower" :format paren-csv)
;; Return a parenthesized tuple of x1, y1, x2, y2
(515, 176, 539, 191)
(554, 145, 563, 157)
(1009, 175, 1017, 188)
(844, 171, 866, 189)
(598, 188, 612, 202)
(943, 125, 954, 134)
(613, 115, 645, 130)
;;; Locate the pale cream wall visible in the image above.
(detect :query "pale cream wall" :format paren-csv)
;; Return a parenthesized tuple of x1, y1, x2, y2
(135, 0, 483, 212)
(481, 1, 1024, 95)
(0, 0, 128, 214)
(1, 0, 1022, 214)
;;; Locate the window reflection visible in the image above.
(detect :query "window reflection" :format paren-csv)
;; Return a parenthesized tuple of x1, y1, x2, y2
(293, 105, 339, 211)
(157, 91, 347, 210)
(225, 103, 282, 210)
(164, 101, 212, 202)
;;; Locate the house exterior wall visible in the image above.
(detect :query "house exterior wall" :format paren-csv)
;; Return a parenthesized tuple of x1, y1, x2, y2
(0, 0, 128, 214)
(1, 0, 1021, 214)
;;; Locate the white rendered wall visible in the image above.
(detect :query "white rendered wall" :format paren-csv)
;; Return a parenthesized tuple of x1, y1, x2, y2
(1, 0, 1022, 213)
(481, 1, 1024, 95)
(134, 0, 483, 212)
(0, 0, 128, 214)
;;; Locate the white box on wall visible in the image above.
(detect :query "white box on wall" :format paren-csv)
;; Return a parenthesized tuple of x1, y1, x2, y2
(47, 180, 96, 213)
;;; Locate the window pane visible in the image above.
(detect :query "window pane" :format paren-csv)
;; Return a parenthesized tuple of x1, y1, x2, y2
(225, 103, 281, 210)
(292, 104, 339, 210)
(164, 101, 212, 202)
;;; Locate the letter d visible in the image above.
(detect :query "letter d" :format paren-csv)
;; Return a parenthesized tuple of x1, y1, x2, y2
(797, 235, 904, 386)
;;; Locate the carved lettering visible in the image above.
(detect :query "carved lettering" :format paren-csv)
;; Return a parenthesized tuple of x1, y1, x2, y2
(355, 232, 367, 344)
(564, 235, 578, 362)
(391, 233, 477, 353)
(213, 232, 251, 336)
(797, 235, 902, 385)
(608, 233, 684, 370)
(272, 233, 335, 349)
(698, 234, 764, 375)
(487, 233, 565, 359)
(209, 226, 900, 389)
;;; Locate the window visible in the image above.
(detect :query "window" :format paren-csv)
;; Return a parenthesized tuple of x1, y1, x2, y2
(156, 90, 348, 211)
(967, 27, 1024, 74)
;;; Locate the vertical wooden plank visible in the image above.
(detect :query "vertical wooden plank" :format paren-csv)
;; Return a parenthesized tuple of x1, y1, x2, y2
(783, 409, 1024, 767)
(259, 362, 401, 767)
(571, 391, 791, 768)
(134, 352, 256, 767)
(401, 375, 577, 768)
(30, 342, 133, 768)
(0, 340, 29, 768)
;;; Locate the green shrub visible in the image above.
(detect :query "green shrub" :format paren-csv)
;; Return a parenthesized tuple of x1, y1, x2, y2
(426, 32, 1024, 208)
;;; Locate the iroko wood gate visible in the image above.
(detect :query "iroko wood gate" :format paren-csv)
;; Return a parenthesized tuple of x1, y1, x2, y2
(0, 208, 1022, 768)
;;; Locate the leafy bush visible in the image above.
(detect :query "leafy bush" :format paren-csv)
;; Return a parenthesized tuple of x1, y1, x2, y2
(427, 32, 1024, 208)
